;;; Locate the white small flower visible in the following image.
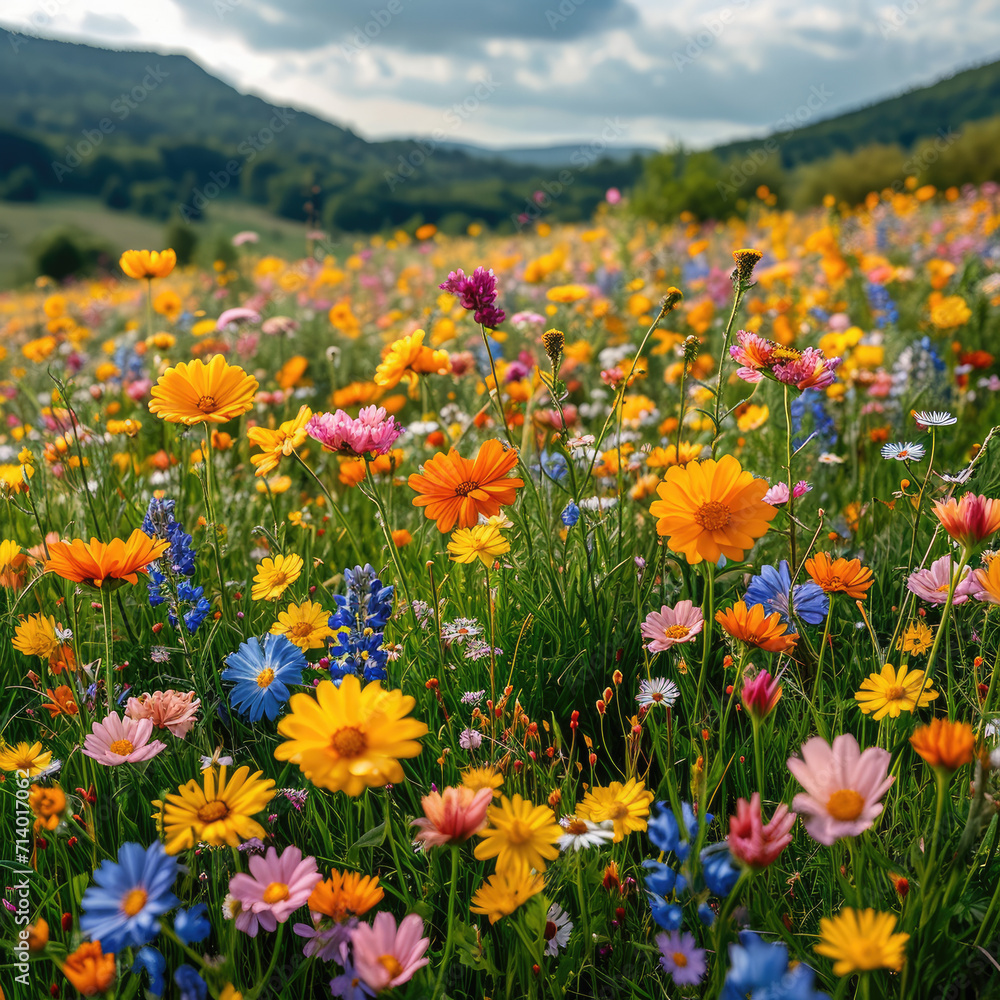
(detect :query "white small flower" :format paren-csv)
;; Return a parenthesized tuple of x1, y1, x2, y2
(818, 453, 846, 464)
(544, 903, 574, 956)
(913, 410, 956, 427)
(880, 442, 925, 461)
(637, 677, 680, 708)
(557, 817, 616, 852)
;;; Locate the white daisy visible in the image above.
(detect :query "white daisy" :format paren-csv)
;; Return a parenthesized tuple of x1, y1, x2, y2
(544, 903, 574, 956)
(913, 410, 957, 427)
(637, 677, 680, 708)
(557, 817, 616, 852)
(818, 452, 846, 464)
(880, 442, 926, 461)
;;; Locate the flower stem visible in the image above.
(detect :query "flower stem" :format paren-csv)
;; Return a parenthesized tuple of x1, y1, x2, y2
(99, 586, 114, 711)
(434, 845, 461, 999)
(694, 561, 715, 722)
(711, 286, 746, 457)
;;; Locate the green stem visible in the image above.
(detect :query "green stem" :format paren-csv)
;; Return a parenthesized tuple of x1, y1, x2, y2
(784, 385, 797, 571)
(100, 586, 114, 711)
(292, 451, 365, 565)
(433, 846, 461, 999)
(694, 562, 715, 722)
(711, 286, 746, 457)
(752, 716, 765, 796)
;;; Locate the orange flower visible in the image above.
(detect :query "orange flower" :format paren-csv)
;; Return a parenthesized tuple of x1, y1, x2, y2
(119, 248, 176, 280)
(649, 456, 776, 564)
(41, 685, 78, 718)
(412, 785, 493, 848)
(716, 601, 798, 653)
(45, 530, 169, 589)
(62, 942, 116, 995)
(408, 439, 524, 532)
(374, 329, 450, 389)
(30, 783, 67, 831)
(910, 718, 976, 772)
(308, 869, 384, 922)
(932, 494, 1000, 548)
(804, 552, 875, 600)
(149, 355, 258, 425)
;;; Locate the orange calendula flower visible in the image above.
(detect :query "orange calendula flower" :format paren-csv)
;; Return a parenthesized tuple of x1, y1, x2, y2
(41, 685, 79, 718)
(374, 329, 450, 389)
(308, 869, 384, 921)
(649, 456, 777, 564)
(716, 601, 798, 653)
(804, 552, 875, 599)
(62, 941, 116, 995)
(45, 530, 169, 589)
(149, 355, 259, 425)
(29, 783, 67, 831)
(408, 439, 524, 533)
(119, 248, 176, 280)
(932, 494, 1000, 548)
(910, 718, 976, 772)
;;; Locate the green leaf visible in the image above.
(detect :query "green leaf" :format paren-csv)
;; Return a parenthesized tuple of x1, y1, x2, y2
(346, 817, 386, 863)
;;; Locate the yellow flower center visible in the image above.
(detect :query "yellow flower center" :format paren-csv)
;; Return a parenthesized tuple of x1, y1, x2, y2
(122, 888, 148, 916)
(330, 726, 367, 758)
(506, 819, 535, 845)
(454, 479, 479, 497)
(197, 395, 218, 413)
(288, 622, 313, 638)
(256, 668, 275, 688)
(263, 882, 290, 904)
(378, 955, 404, 979)
(883, 684, 907, 701)
(853, 940, 889, 970)
(664, 624, 690, 639)
(270, 572, 289, 590)
(935, 582, 950, 592)
(673, 952, 689, 968)
(197, 800, 230, 823)
(826, 788, 865, 821)
(608, 802, 629, 821)
(109, 739, 135, 756)
(694, 500, 732, 531)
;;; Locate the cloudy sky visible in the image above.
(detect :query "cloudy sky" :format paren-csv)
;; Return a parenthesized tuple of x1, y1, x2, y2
(3, 0, 999, 151)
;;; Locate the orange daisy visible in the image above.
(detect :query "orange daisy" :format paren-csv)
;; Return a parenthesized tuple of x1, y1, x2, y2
(120, 248, 176, 280)
(45, 530, 169, 589)
(408, 439, 524, 532)
(803, 552, 875, 600)
(910, 718, 976, 772)
(715, 601, 798, 653)
(649, 456, 776, 564)
(149, 355, 258, 425)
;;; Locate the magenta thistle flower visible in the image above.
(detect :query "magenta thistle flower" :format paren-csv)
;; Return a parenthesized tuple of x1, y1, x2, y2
(228, 846, 322, 937)
(306, 406, 403, 457)
(640, 600, 705, 653)
(906, 554, 978, 606)
(656, 930, 707, 985)
(741, 669, 783, 721)
(82, 712, 167, 766)
(439, 266, 506, 329)
(352, 912, 431, 992)
(728, 792, 796, 869)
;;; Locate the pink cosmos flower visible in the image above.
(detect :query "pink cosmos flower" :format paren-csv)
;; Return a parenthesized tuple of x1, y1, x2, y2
(729, 330, 776, 382)
(82, 712, 167, 766)
(232, 231, 260, 246)
(771, 347, 841, 391)
(787, 734, 893, 846)
(262, 316, 299, 337)
(216, 307, 261, 330)
(306, 406, 403, 457)
(728, 793, 796, 868)
(352, 912, 430, 993)
(906, 554, 978, 605)
(229, 846, 322, 937)
(640, 600, 705, 653)
(762, 481, 811, 505)
(741, 669, 782, 721)
(412, 786, 492, 848)
(125, 689, 201, 738)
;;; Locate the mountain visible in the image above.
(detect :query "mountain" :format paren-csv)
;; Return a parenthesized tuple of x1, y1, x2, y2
(434, 142, 656, 167)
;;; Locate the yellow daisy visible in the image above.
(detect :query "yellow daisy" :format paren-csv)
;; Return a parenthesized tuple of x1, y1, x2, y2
(815, 908, 909, 976)
(0, 741, 54, 777)
(854, 663, 938, 721)
(270, 600, 335, 650)
(473, 794, 563, 877)
(251, 553, 304, 602)
(576, 779, 653, 842)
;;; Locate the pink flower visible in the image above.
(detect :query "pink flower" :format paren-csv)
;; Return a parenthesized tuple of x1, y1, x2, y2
(216, 307, 261, 330)
(771, 348, 841, 391)
(762, 481, 811, 506)
(605, 187, 622, 205)
(640, 600, 705, 653)
(229, 846, 322, 937)
(262, 316, 299, 336)
(125, 690, 201, 738)
(728, 793, 796, 868)
(306, 406, 403, 457)
(741, 669, 782, 721)
(906, 554, 978, 605)
(82, 712, 167, 766)
(412, 786, 492, 848)
(933, 493, 1000, 547)
(232, 231, 260, 246)
(787, 734, 893, 846)
(352, 912, 430, 993)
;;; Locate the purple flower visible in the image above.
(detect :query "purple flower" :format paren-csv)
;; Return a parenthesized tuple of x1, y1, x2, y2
(656, 930, 707, 986)
(907, 554, 978, 606)
(439, 266, 506, 329)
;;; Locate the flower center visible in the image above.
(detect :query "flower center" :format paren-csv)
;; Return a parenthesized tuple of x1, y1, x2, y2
(122, 888, 147, 916)
(256, 668, 275, 688)
(650, 691, 664, 702)
(544, 920, 558, 941)
(694, 500, 732, 531)
(109, 739, 135, 756)
(826, 788, 865, 822)
(263, 882, 290, 904)
(196, 395, 218, 413)
(664, 624, 690, 639)
(289, 622, 313, 638)
(506, 819, 535, 845)
(673, 952, 689, 968)
(330, 726, 367, 758)
(935, 582, 950, 592)
(825, 576, 844, 591)
(377, 955, 404, 979)
(197, 800, 230, 823)
(854, 940, 888, 970)
(608, 802, 629, 820)
(454, 479, 479, 497)
(883, 684, 907, 701)
(270, 572, 289, 589)
(565, 819, 589, 836)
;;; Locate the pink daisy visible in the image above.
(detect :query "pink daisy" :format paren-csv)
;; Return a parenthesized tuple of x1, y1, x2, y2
(412, 786, 492, 848)
(786, 734, 893, 846)
(306, 406, 403, 457)
(728, 793, 796, 869)
(229, 846, 322, 937)
(906, 554, 978, 605)
(352, 912, 430, 993)
(82, 712, 167, 767)
(125, 689, 201, 738)
(640, 600, 704, 653)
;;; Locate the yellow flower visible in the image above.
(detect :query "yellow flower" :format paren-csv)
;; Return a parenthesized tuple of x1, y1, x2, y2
(148, 355, 258, 425)
(119, 248, 176, 279)
(546, 284, 590, 303)
(0, 463, 33, 495)
(896, 621, 933, 656)
(854, 663, 937, 721)
(470, 870, 545, 924)
(929, 294, 971, 330)
(462, 766, 504, 798)
(447, 523, 510, 567)
(474, 794, 563, 877)
(274, 675, 427, 795)
(270, 600, 334, 650)
(12, 614, 60, 659)
(0, 741, 53, 777)
(247, 405, 312, 477)
(256, 475, 292, 494)
(160, 765, 276, 854)
(814, 908, 909, 976)
(374, 329, 449, 389)
(576, 779, 653, 842)
(251, 553, 303, 602)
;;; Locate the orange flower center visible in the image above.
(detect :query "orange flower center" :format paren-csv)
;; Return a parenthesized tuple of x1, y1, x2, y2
(263, 882, 290, 904)
(824, 576, 844, 591)
(256, 668, 275, 688)
(288, 622, 313, 638)
(673, 952, 689, 968)
(454, 479, 479, 497)
(883, 684, 907, 701)
(506, 819, 534, 845)
(664, 624, 690, 639)
(122, 888, 148, 916)
(109, 739, 135, 756)
(331, 726, 367, 758)
(694, 500, 732, 531)
(270, 572, 289, 590)
(378, 955, 404, 979)
(826, 788, 865, 821)
(197, 800, 230, 823)
(649, 691, 664, 702)
(608, 801, 629, 820)
(197, 395, 218, 413)
(565, 819, 589, 835)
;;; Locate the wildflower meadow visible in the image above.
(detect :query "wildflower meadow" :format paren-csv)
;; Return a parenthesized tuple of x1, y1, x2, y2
(4, 190, 1000, 1000)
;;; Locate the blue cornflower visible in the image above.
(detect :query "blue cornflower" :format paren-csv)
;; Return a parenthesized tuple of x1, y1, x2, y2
(328, 565, 394, 684)
(647, 801, 711, 861)
(174, 903, 210, 945)
(561, 501, 580, 527)
(744, 560, 829, 626)
(80, 842, 179, 953)
(329, 629, 388, 683)
(648, 895, 683, 930)
(175, 965, 208, 1000)
(167, 582, 212, 634)
(701, 843, 741, 896)
(222, 633, 305, 722)
(755, 963, 830, 1000)
(536, 449, 568, 482)
(723, 931, 832, 1000)
(642, 860, 679, 897)
(330, 960, 375, 1000)
(697, 902, 716, 926)
(132, 946, 166, 996)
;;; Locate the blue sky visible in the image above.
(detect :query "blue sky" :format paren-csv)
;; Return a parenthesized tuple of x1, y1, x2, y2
(3, 0, 999, 150)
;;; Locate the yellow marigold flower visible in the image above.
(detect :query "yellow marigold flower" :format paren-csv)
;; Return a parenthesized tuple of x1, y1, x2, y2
(62, 941, 117, 996)
(470, 870, 545, 924)
(575, 779, 653, 842)
(12, 613, 59, 659)
(149, 355, 258, 425)
(22, 336, 58, 363)
(256, 474, 292, 494)
(929, 293, 971, 330)
(546, 284, 590, 303)
(30, 783, 67, 831)
(375, 329, 450, 389)
(0, 741, 53, 776)
(251, 553, 303, 602)
(153, 289, 182, 321)
(814, 908, 909, 976)
(474, 794, 563, 877)
(120, 248, 177, 280)
(462, 766, 504, 798)
(854, 663, 937, 721)
(910, 718, 976, 773)
(248, 405, 312, 477)
(736, 404, 769, 432)
(896, 620, 934, 655)
(447, 523, 510, 567)
(270, 600, 334, 650)
(0, 463, 33, 495)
